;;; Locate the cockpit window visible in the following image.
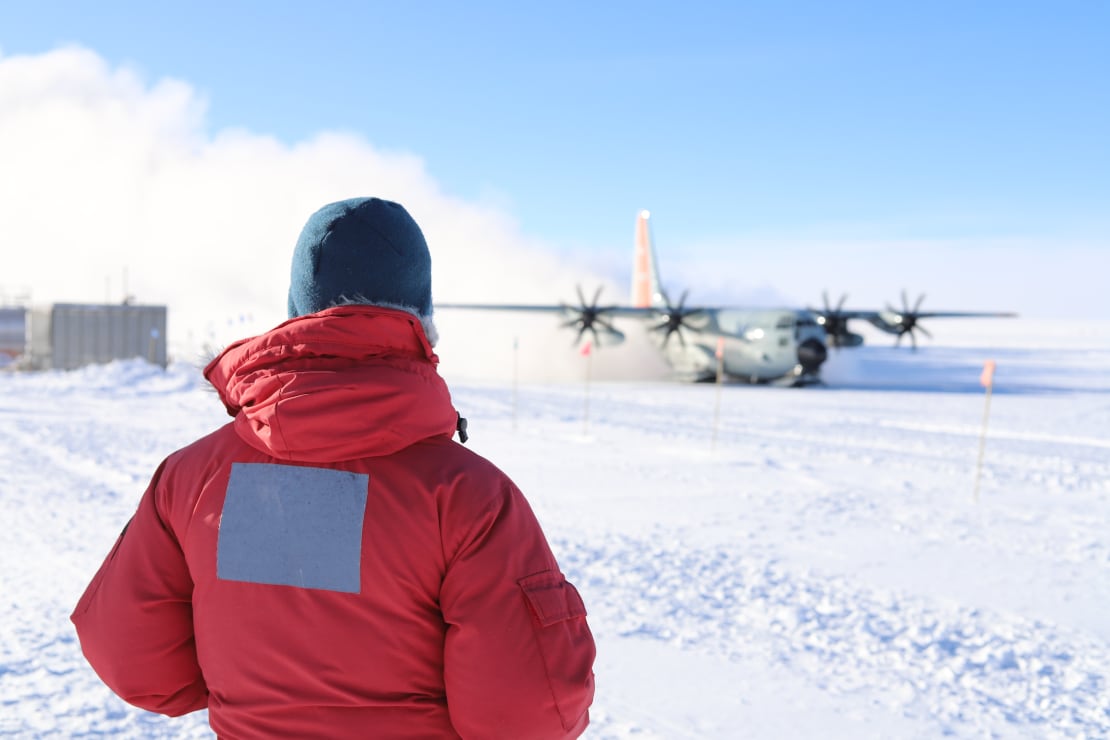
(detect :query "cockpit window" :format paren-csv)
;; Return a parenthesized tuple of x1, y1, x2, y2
(715, 311, 747, 335)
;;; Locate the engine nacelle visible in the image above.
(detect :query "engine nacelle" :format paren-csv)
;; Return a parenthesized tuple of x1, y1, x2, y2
(825, 330, 864, 348)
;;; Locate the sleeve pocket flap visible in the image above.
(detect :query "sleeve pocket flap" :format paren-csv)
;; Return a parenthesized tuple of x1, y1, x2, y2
(519, 572, 588, 627)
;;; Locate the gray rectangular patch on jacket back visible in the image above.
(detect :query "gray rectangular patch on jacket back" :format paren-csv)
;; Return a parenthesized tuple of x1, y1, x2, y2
(218, 462, 369, 593)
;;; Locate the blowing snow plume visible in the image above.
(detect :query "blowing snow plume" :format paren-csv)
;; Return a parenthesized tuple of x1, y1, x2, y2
(0, 46, 666, 381)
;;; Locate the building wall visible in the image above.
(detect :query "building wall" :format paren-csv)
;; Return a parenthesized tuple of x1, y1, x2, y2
(27, 308, 52, 369)
(47, 304, 168, 370)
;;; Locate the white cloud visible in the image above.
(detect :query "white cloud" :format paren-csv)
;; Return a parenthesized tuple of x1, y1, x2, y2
(0, 46, 662, 381)
(10, 46, 1085, 387)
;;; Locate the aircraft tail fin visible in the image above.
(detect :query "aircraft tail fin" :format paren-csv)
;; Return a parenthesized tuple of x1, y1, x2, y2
(632, 210, 664, 308)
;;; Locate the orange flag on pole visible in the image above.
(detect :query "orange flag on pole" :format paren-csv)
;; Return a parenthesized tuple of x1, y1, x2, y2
(974, 360, 996, 502)
(980, 360, 996, 388)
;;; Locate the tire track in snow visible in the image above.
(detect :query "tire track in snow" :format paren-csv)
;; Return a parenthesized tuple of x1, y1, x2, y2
(554, 533, 1110, 740)
(0, 376, 217, 739)
(470, 384, 1110, 496)
(0, 409, 148, 737)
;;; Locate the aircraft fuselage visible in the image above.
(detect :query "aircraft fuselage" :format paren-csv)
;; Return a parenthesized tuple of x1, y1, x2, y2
(649, 308, 828, 385)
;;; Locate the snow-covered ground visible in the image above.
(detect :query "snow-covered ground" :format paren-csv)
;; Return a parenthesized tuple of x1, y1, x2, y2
(1, 319, 1108, 738)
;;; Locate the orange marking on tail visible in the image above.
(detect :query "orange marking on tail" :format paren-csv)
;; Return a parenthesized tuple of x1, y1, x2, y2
(632, 211, 652, 307)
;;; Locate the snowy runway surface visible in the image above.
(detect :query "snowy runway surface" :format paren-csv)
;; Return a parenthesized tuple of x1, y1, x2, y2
(2, 323, 1108, 738)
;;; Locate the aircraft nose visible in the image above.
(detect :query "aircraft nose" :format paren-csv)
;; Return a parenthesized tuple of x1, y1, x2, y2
(797, 337, 828, 373)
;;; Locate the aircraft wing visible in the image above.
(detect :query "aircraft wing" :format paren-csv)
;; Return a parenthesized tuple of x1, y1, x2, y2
(437, 298, 646, 347)
(436, 289, 729, 348)
(436, 302, 665, 317)
(809, 289, 1017, 349)
(828, 309, 1018, 320)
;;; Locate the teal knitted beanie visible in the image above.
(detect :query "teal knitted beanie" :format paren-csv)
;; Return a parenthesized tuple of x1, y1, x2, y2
(287, 198, 433, 319)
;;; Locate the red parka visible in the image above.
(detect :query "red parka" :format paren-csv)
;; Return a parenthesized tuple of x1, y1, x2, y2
(71, 306, 596, 739)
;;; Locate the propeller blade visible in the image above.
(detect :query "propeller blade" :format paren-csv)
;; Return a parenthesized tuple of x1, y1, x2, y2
(556, 283, 627, 349)
(595, 316, 620, 334)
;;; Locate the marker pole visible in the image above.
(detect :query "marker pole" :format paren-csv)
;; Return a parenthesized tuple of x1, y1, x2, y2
(973, 360, 996, 503)
(711, 337, 725, 449)
(512, 336, 519, 432)
(581, 340, 593, 436)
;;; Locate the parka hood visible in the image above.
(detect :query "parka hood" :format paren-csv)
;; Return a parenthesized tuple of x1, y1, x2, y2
(204, 305, 459, 462)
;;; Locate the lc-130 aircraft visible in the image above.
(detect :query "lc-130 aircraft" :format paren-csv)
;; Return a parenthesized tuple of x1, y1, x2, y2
(437, 211, 1016, 385)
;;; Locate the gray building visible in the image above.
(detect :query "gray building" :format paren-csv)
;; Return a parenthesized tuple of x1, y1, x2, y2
(2, 303, 167, 370)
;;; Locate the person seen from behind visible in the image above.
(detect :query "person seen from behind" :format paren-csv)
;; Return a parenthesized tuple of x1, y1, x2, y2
(71, 197, 597, 738)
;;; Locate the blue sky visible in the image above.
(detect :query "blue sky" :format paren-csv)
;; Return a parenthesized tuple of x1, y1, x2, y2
(1, 1, 1108, 333)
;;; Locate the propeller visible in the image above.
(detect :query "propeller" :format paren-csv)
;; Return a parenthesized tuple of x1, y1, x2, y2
(887, 290, 933, 350)
(559, 285, 625, 347)
(811, 291, 852, 349)
(650, 289, 707, 348)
